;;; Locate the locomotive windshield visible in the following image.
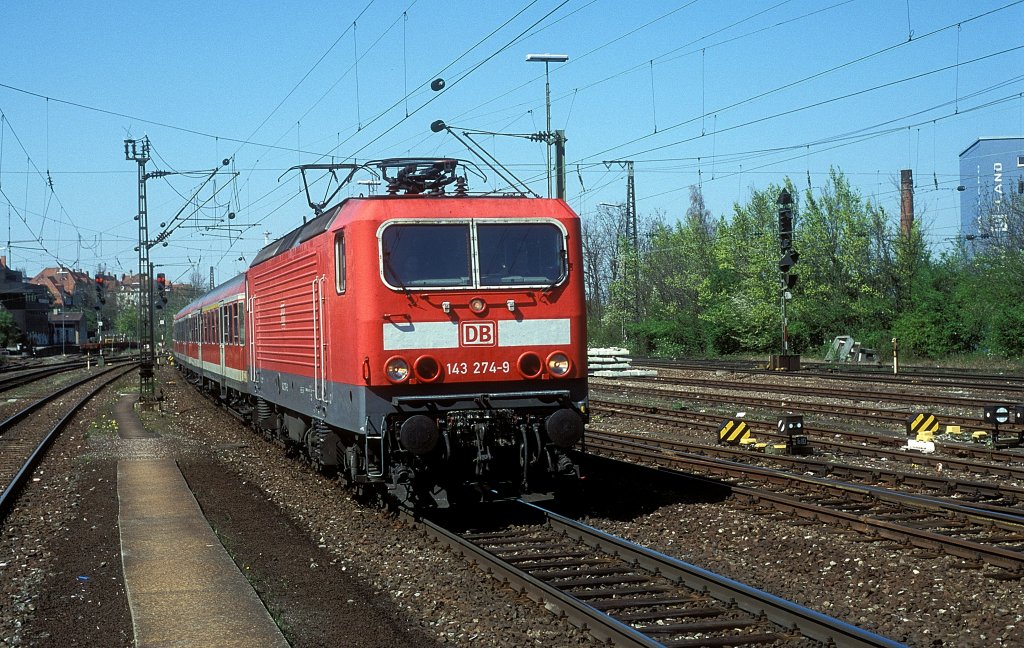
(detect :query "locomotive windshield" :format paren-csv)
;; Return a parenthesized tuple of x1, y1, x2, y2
(381, 220, 566, 289)
(382, 224, 472, 287)
(477, 223, 564, 286)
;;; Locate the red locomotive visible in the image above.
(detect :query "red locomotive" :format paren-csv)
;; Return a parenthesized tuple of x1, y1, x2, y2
(173, 159, 587, 507)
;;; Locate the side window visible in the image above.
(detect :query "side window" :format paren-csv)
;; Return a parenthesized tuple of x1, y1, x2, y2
(238, 302, 246, 346)
(335, 231, 346, 294)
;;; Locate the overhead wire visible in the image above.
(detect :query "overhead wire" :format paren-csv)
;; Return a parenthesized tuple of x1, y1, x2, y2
(228, 0, 377, 162)
(584, 43, 1024, 164)
(322, 0, 563, 162)
(618, 87, 1024, 207)
(0, 107, 80, 267)
(577, 1, 1024, 163)
(450, 0, 838, 127)
(222, 0, 566, 228)
(7, 2, 1022, 272)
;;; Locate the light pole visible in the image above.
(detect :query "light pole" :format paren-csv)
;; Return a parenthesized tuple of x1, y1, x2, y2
(56, 268, 68, 356)
(526, 53, 568, 198)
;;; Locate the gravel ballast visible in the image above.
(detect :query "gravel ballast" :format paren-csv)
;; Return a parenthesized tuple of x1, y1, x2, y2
(3, 365, 1023, 646)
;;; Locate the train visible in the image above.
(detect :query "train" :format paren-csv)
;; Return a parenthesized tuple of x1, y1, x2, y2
(172, 158, 588, 508)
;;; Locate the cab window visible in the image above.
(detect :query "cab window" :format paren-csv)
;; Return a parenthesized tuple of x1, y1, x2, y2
(477, 223, 565, 286)
(382, 224, 471, 288)
(335, 232, 346, 293)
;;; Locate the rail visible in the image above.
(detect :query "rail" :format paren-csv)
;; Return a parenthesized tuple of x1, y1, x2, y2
(410, 501, 905, 647)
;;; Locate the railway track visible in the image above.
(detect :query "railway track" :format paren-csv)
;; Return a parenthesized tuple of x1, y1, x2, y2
(634, 358, 1024, 394)
(0, 364, 135, 520)
(592, 380, 1021, 436)
(411, 500, 904, 647)
(585, 431, 1024, 574)
(591, 398, 1024, 482)
(603, 373, 1019, 410)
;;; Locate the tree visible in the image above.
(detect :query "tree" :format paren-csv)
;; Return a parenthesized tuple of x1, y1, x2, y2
(0, 308, 23, 348)
(155, 281, 203, 346)
(602, 207, 662, 351)
(629, 186, 718, 356)
(580, 205, 622, 326)
(577, 166, 1023, 361)
(113, 305, 138, 340)
(701, 184, 785, 354)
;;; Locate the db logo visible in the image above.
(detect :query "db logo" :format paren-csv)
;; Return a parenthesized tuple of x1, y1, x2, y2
(460, 321, 497, 347)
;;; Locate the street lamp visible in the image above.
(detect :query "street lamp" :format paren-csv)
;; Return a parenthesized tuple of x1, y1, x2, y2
(526, 53, 569, 198)
(56, 268, 68, 356)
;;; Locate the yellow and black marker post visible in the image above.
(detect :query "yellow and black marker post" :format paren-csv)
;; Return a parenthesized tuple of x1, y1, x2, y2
(906, 412, 939, 439)
(718, 418, 751, 446)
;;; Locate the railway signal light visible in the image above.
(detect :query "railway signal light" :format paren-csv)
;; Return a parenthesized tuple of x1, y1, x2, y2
(778, 249, 799, 273)
(156, 273, 167, 308)
(779, 249, 799, 295)
(982, 404, 1022, 448)
(983, 404, 1011, 425)
(777, 188, 794, 252)
(95, 276, 106, 307)
(779, 415, 810, 455)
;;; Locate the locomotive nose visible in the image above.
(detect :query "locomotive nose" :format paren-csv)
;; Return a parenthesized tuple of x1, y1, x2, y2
(545, 408, 584, 448)
(400, 415, 440, 455)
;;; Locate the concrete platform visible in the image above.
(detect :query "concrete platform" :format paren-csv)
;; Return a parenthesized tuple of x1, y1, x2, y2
(116, 394, 160, 439)
(116, 397, 288, 647)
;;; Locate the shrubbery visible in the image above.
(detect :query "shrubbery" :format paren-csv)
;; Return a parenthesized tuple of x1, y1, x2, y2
(585, 170, 1024, 361)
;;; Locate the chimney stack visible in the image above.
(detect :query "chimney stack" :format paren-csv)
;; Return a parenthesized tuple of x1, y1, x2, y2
(900, 169, 914, 237)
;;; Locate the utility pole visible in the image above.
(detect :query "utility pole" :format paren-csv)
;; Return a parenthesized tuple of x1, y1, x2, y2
(525, 53, 569, 198)
(602, 160, 636, 252)
(603, 160, 638, 314)
(125, 137, 157, 400)
(554, 130, 566, 200)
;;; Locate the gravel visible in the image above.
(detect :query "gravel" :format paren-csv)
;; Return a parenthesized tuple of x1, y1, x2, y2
(3, 364, 1022, 647)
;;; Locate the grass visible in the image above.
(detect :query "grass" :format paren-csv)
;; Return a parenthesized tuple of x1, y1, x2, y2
(84, 415, 120, 440)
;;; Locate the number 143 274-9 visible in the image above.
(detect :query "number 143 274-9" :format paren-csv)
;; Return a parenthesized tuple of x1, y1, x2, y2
(446, 361, 511, 375)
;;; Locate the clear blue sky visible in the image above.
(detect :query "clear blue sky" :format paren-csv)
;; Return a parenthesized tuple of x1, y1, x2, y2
(1, 0, 1022, 285)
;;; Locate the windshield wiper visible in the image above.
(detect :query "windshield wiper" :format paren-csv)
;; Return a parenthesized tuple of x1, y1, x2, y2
(543, 250, 568, 294)
(383, 253, 414, 303)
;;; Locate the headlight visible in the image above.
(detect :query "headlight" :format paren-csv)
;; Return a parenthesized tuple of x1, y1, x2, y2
(517, 352, 542, 378)
(385, 356, 410, 383)
(546, 352, 571, 377)
(413, 355, 441, 382)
